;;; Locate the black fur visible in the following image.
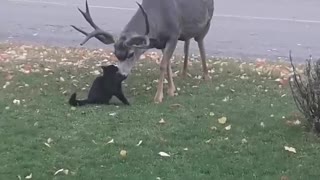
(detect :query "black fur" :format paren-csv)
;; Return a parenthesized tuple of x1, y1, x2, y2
(69, 65, 130, 106)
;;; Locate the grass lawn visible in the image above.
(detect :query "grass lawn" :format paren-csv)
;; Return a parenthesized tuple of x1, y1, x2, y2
(1, 42, 320, 180)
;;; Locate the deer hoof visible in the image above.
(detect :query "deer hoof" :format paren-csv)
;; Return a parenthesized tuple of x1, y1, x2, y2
(154, 92, 164, 104)
(167, 88, 176, 97)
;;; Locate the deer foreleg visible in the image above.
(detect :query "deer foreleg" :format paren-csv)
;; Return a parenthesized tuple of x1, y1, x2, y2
(182, 39, 190, 78)
(154, 39, 178, 103)
(167, 61, 176, 96)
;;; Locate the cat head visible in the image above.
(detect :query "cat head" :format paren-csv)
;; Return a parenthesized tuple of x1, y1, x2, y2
(101, 65, 128, 82)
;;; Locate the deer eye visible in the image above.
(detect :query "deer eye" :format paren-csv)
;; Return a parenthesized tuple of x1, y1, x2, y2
(127, 52, 134, 59)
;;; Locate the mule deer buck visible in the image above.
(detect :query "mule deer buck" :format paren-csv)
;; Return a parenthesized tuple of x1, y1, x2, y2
(71, 0, 214, 103)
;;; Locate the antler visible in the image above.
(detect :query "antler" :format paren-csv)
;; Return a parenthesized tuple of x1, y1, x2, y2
(136, 2, 149, 35)
(71, 0, 115, 46)
(123, 2, 151, 48)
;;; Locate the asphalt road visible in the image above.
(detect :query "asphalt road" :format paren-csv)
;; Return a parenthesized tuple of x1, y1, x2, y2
(1, 0, 320, 62)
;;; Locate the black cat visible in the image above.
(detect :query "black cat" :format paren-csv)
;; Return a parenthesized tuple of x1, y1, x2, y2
(69, 64, 130, 106)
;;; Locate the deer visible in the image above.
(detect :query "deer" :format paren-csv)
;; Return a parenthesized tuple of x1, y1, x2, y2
(71, 0, 214, 103)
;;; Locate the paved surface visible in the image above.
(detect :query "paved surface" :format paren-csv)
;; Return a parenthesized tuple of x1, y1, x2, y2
(1, 0, 320, 62)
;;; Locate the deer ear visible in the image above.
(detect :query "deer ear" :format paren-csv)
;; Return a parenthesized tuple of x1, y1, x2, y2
(124, 35, 150, 48)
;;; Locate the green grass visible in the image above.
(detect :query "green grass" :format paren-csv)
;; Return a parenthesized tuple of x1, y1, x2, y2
(1, 43, 320, 180)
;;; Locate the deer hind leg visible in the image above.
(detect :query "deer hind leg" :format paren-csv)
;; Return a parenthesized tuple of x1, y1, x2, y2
(167, 60, 176, 97)
(195, 23, 211, 81)
(197, 39, 210, 81)
(154, 39, 178, 103)
(182, 39, 190, 78)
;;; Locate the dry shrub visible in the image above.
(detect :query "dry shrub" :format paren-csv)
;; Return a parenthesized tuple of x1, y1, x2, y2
(289, 51, 320, 133)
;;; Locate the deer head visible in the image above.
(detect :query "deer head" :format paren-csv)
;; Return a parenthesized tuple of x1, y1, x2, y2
(71, 0, 151, 67)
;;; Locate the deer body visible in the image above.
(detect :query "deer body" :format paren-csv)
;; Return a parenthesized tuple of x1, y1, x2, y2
(72, 0, 214, 103)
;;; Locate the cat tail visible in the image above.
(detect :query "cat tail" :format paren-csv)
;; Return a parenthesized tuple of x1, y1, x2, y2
(69, 93, 89, 106)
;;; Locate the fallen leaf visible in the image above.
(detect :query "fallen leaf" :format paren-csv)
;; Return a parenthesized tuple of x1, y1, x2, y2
(63, 169, 69, 175)
(218, 117, 227, 124)
(13, 99, 21, 105)
(260, 122, 265, 128)
(25, 173, 32, 179)
(54, 169, 64, 176)
(225, 125, 231, 130)
(286, 120, 301, 126)
(44, 143, 51, 148)
(183, 148, 188, 151)
(284, 146, 296, 153)
(209, 112, 215, 116)
(136, 140, 143, 146)
(210, 126, 217, 130)
(47, 138, 53, 144)
(109, 112, 116, 116)
(17, 175, 22, 180)
(120, 150, 127, 157)
(159, 118, 166, 124)
(106, 139, 114, 144)
(205, 139, 211, 143)
(222, 96, 230, 102)
(241, 138, 248, 144)
(3, 81, 10, 89)
(158, 151, 170, 157)
(293, 120, 301, 125)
